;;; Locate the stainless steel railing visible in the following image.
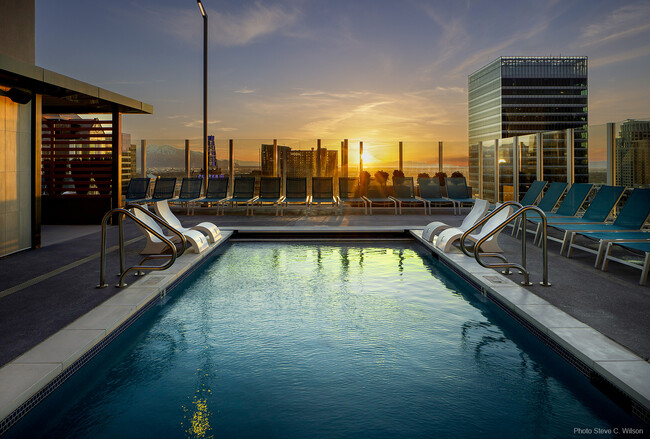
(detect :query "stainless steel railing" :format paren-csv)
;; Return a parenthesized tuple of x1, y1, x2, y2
(459, 201, 551, 286)
(97, 205, 187, 288)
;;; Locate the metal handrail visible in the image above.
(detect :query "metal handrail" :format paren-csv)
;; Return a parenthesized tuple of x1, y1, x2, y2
(459, 202, 523, 270)
(460, 202, 551, 286)
(97, 206, 187, 288)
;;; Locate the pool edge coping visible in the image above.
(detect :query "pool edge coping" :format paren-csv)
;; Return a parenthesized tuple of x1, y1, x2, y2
(410, 230, 650, 423)
(0, 227, 648, 432)
(0, 231, 234, 431)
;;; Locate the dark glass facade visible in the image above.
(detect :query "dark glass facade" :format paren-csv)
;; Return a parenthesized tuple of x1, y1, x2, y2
(468, 56, 588, 186)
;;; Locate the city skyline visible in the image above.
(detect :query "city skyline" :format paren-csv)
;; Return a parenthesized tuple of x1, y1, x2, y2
(35, 0, 650, 164)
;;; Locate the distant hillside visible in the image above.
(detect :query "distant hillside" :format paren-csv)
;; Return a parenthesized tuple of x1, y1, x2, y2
(145, 144, 258, 168)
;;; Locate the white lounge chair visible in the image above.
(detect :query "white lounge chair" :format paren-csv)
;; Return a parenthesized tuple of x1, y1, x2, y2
(422, 199, 489, 241)
(153, 200, 221, 243)
(132, 205, 208, 254)
(434, 204, 513, 253)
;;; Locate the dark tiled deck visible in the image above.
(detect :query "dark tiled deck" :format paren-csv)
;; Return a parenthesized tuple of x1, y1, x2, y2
(0, 208, 648, 371)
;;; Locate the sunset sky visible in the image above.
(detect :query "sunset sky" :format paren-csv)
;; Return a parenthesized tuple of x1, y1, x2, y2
(35, 0, 650, 165)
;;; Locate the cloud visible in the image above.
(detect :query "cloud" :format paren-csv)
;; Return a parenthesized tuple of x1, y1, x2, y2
(234, 88, 256, 94)
(580, 3, 650, 46)
(589, 43, 650, 68)
(183, 119, 223, 128)
(240, 87, 467, 141)
(212, 2, 300, 47)
(138, 1, 299, 47)
(449, 19, 550, 76)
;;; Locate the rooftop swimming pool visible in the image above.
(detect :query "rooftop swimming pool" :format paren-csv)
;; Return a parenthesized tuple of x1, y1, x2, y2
(5, 242, 642, 438)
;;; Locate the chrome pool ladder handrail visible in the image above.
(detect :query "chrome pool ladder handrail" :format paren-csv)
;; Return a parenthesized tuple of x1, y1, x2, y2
(97, 205, 187, 288)
(459, 202, 551, 286)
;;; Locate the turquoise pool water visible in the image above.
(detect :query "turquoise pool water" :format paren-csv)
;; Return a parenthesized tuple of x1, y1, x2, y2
(6, 242, 641, 438)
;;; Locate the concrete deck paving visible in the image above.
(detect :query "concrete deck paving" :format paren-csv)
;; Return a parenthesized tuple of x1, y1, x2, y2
(0, 207, 648, 427)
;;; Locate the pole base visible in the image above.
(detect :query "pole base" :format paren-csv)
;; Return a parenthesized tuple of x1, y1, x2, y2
(540, 281, 552, 287)
(521, 281, 533, 286)
(96, 284, 108, 289)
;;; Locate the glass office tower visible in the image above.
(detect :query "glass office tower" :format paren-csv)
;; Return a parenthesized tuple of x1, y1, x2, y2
(468, 56, 588, 195)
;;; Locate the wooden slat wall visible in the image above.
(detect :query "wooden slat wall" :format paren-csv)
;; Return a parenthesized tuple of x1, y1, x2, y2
(41, 118, 113, 198)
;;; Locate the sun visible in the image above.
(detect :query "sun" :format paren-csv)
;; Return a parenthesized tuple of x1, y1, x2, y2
(361, 150, 375, 163)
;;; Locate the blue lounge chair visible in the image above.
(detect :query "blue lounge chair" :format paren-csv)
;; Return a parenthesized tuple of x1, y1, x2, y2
(309, 177, 336, 213)
(518, 180, 547, 206)
(535, 182, 568, 213)
(391, 177, 426, 215)
(600, 240, 650, 285)
(363, 180, 397, 215)
(169, 177, 203, 215)
(513, 181, 567, 237)
(198, 177, 229, 215)
(224, 176, 256, 215)
(509, 180, 546, 235)
(529, 185, 625, 245)
(520, 182, 592, 241)
(416, 177, 456, 215)
(141, 177, 177, 203)
(281, 177, 309, 216)
(252, 177, 283, 216)
(545, 183, 593, 218)
(337, 177, 368, 214)
(124, 177, 151, 204)
(444, 177, 474, 214)
(562, 188, 650, 257)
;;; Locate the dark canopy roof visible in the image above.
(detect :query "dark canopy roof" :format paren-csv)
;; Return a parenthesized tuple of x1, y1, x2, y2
(0, 53, 152, 114)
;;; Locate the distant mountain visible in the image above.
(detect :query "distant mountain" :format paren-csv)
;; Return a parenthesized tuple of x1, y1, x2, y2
(145, 144, 258, 169)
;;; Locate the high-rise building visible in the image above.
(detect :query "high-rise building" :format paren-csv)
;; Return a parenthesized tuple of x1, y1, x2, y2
(468, 56, 588, 195)
(261, 144, 290, 176)
(615, 119, 650, 187)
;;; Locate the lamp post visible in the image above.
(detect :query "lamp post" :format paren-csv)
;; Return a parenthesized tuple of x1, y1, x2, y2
(197, 0, 208, 193)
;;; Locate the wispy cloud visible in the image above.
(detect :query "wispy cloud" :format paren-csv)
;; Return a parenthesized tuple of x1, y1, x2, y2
(183, 119, 222, 128)
(589, 43, 650, 68)
(241, 87, 467, 141)
(234, 88, 256, 94)
(212, 2, 300, 46)
(449, 19, 550, 76)
(580, 3, 650, 46)
(136, 1, 299, 47)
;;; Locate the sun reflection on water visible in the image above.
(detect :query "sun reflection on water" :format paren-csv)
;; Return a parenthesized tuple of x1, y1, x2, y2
(182, 383, 213, 439)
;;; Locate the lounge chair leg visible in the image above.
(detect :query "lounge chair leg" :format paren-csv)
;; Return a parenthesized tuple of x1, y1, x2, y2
(641, 254, 649, 285)
(595, 240, 607, 268)
(600, 242, 613, 272)
(560, 231, 571, 255)
(566, 233, 577, 258)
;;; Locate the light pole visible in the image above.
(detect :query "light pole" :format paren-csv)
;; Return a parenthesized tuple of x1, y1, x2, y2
(197, 0, 208, 193)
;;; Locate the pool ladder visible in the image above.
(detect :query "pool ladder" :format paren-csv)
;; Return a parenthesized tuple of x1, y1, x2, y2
(97, 204, 187, 288)
(459, 201, 551, 286)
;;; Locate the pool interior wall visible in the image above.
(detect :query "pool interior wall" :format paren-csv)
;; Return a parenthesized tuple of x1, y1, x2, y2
(3, 240, 644, 438)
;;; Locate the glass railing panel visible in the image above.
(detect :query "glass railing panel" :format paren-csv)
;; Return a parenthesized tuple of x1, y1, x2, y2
(468, 143, 480, 198)
(517, 133, 537, 200)
(542, 130, 568, 183)
(402, 141, 430, 180)
(498, 138, 514, 202)
(613, 118, 650, 188)
(442, 140, 469, 179)
(587, 123, 607, 184)
(482, 140, 496, 202)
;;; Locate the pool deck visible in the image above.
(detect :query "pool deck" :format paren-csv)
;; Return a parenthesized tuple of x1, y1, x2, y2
(0, 208, 649, 429)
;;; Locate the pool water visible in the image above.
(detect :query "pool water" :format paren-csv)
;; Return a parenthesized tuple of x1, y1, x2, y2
(7, 242, 641, 438)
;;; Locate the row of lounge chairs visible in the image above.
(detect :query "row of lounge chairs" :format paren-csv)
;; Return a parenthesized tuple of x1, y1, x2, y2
(125, 176, 476, 216)
(421, 180, 650, 285)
